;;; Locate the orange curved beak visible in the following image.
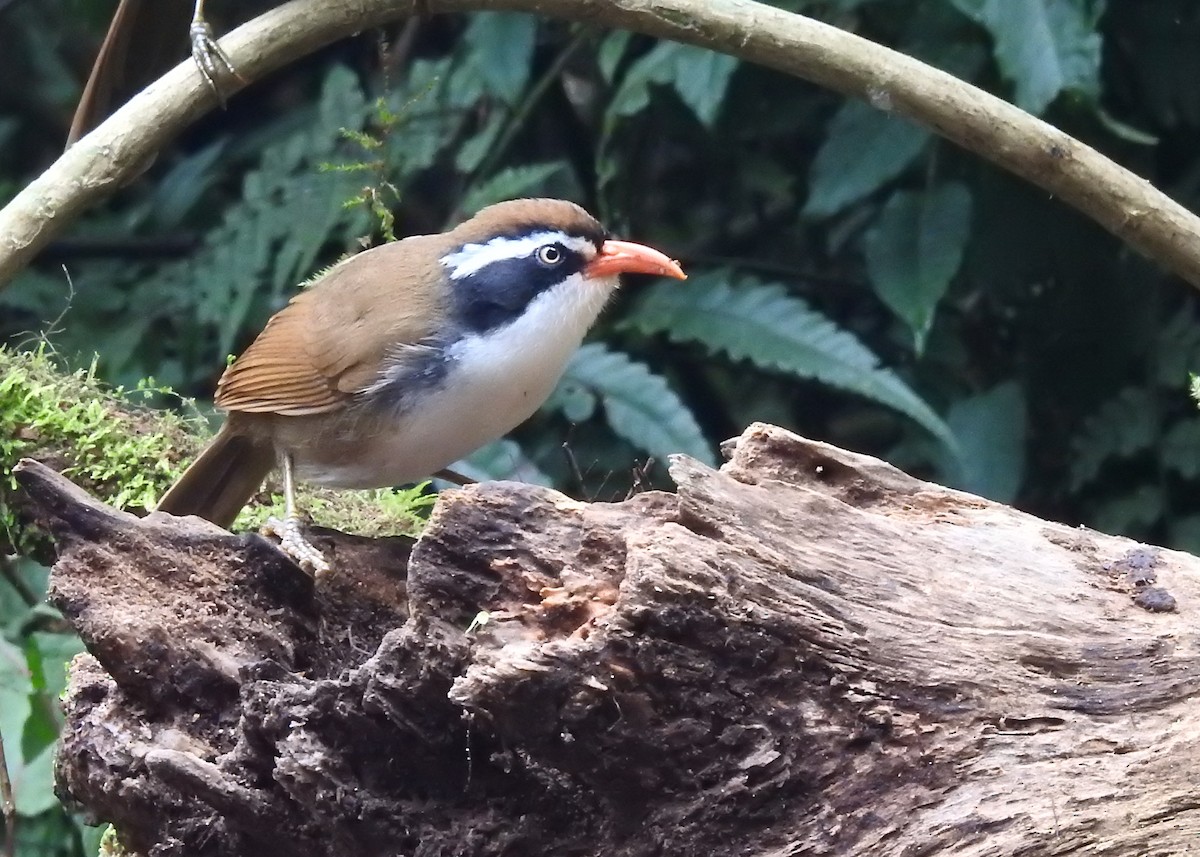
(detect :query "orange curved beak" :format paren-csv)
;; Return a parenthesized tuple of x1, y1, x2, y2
(585, 239, 686, 280)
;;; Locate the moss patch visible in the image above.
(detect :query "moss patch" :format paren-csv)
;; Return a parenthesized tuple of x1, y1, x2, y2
(236, 482, 437, 538)
(2, 345, 434, 556)
(1, 345, 201, 553)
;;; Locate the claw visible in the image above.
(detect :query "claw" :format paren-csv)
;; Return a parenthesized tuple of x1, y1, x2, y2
(262, 515, 331, 577)
(189, 19, 242, 106)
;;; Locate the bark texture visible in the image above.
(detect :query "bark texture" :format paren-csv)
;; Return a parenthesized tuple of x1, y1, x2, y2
(14, 423, 1200, 856)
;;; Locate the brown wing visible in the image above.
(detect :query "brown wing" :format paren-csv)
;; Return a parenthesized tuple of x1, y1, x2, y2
(215, 238, 446, 416)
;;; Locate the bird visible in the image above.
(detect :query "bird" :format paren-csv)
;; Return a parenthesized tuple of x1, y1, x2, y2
(156, 198, 687, 574)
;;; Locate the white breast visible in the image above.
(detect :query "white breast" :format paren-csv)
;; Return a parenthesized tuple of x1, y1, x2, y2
(294, 272, 616, 488)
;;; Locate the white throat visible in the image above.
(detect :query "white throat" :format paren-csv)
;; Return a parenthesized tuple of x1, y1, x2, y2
(295, 272, 617, 488)
(446, 270, 616, 400)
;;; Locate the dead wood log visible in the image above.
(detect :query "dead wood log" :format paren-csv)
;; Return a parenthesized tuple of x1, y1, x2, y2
(13, 422, 1200, 856)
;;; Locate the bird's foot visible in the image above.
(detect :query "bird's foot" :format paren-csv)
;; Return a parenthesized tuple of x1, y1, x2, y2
(262, 515, 331, 577)
(189, 20, 242, 105)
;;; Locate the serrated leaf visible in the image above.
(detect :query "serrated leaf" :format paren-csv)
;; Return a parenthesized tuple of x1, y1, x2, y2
(1069, 387, 1159, 491)
(943, 382, 1025, 502)
(947, 0, 1103, 113)
(866, 183, 972, 352)
(316, 64, 368, 149)
(555, 343, 714, 466)
(461, 12, 538, 105)
(804, 100, 930, 217)
(628, 272, 957, 454)
(544, 376, 598, 423)
(461, 162, 569, 215)
(608, 41, 737, 128)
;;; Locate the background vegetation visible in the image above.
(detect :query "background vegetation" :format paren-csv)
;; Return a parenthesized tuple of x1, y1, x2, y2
(3, 0, 1200, 852)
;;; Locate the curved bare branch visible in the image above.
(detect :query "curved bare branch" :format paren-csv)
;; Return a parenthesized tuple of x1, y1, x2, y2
(2, 0, 1198, 290)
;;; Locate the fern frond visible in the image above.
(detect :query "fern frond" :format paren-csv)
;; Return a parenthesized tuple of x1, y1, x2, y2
(1069, 387, 1159, 491)
(627, 272, 957, 454)
(552, 343, 714, 466)
(158, 65, 369, 360)
(452, 439, 552, 485)
(1163, 418, 1200, 479)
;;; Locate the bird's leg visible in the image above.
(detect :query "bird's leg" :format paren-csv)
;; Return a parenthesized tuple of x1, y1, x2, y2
(189, 0, 242, 104)
(262, 451, 331, 576)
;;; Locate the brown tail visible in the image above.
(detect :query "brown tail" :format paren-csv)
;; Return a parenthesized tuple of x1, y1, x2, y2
(156, 427, 276, 528)
(68, 0, 194, 146)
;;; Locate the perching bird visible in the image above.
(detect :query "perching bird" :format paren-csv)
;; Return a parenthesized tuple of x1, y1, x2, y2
(156, 198, 687, 573)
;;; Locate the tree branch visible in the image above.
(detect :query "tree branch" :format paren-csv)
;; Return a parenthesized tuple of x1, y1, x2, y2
(1, 0, 1198, 289)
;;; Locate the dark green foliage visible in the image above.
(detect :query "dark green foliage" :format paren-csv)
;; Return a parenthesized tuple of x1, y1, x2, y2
(3, 0, 1200, 851)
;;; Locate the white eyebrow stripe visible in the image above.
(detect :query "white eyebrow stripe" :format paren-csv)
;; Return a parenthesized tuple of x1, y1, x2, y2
(440, 231, 596, 280)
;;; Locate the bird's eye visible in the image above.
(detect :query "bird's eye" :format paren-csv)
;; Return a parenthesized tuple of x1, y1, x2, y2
(536, 244, 564, 266)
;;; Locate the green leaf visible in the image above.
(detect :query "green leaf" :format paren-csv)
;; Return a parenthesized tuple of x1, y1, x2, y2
(1170, 515, 1200, 556)
(148, 139, 229, 231)
(627, 272, 957, 454)
(455, 112, 505, 173)
(386, 57, 457, 173)
(1156, 308, 1200, 388)
(0, 635, 32, 758)
(451, 439, 552, 486)
(544, 375, 598, 423)
(865, 183, 973, 352)
(462, 12, 538, 105)
(0, 634, 58, 817)
(608, 42, 737, 127)
(598, 31, 633, 83)
(946, 0, 1103, 113)
(13, 740, 57, 816)
(29, 631, 83, 703)
(556, 344, 715, 466)
(1069, 387, 1159, 491)
(943, 382, 1025, 502)
(317, 64, 371, 149)
(1091, 485, 1163, 537)
(1162, 418, 1200, 479)
(460, 162, 570, 215)
(804, 100, 930, 218)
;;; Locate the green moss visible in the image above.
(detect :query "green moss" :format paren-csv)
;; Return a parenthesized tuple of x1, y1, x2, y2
(234, 482, 436, 539)
(0, 345, 201, 554)
(1, 345, 435, 555)
(98, 825, 128, 857)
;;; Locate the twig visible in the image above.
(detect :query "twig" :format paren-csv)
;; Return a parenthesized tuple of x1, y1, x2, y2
(2, 0, 1200, 291)
(0, 556, 38, 608)
(0, 726, 14, 857)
